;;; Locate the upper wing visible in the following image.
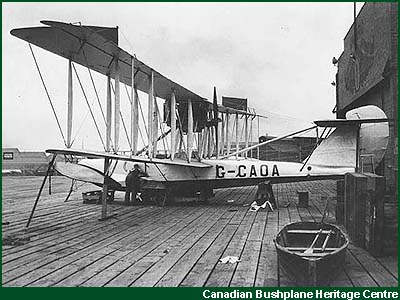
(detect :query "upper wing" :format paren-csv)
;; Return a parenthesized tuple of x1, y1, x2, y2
(46, 148, 212, 168)
(217, 104, 267, 118)
(10, 20, 207, 104)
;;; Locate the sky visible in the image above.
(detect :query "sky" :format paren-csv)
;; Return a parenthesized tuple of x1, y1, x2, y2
(2, 2, 363, 151)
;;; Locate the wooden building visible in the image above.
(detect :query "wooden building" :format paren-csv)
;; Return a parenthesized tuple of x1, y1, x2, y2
(257, 136, 317, 162)
(335, 2, 398, 196)
(2, 148, 50, 175)
(335, 2, 398, 255)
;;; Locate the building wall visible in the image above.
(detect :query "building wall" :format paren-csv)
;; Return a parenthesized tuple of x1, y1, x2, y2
(336, 3, 398, 195)
(337, 3, 392, 110)
(255, 136, 316, 162)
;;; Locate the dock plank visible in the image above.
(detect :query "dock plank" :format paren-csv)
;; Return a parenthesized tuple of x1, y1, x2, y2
(2, 177, 397, 287)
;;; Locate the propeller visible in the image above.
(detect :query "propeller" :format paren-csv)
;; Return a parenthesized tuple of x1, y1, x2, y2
(213, 87, 219, 157)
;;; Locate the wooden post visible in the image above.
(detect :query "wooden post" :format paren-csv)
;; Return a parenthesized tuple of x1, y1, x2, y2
(67, 59, 73, 148)
(100, 158, 110, 220)
(187, 99, 193, 162)
(170, 91, 176, 160)
(114, 58, 120, 152)
(131, 57, 138, 155)
(148, 71, 154, 158)
(106, 75, 112, 152)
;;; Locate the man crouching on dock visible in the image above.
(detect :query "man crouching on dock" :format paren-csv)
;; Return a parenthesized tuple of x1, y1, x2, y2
(125, 164, 144, 205)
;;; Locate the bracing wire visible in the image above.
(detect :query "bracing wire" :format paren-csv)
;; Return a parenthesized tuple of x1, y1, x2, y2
(82, 50, 107, 125)
(120, 111, 132, 150)
(72, 63, 106, 150)
(123, 84, 146, 148)
(154, 99, 169, 153)
(110, 82, 132, 149)
(71, 77, 108, 147)
(28, 44, 67, 147)
(136, 89, 149, 137)
(176, 108, 188, 159)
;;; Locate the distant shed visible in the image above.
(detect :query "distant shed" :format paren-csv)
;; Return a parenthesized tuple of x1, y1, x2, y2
(2, 148, 50, 175)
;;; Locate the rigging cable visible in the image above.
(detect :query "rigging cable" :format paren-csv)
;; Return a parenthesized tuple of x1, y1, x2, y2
(71, 77, 108, 147)
(82, 49, 107, 125)
(123, 84, 146, 148)
(176, 108, 188, 160)
(154, 99, 169, 153)
(72, 63, 106, 151)
(110, 82, 132, 150)
(28, 43, 67, 147)
(135, 89, 149, 137)
(299, 127, 327, 172)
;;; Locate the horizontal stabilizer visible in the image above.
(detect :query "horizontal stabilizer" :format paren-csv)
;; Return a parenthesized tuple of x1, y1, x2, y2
(314, 118, 388, 127)
(308, 105, 389, 168)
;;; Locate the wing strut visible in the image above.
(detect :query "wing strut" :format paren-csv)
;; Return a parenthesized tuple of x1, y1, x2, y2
(130, 57, 138, 155)
(170, 91, 177, 160)
(67, 59, 73, 147)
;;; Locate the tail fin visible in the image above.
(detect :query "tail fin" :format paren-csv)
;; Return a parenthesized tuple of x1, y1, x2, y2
(307, 105, 389, 169)
(346, 105, 389, 168)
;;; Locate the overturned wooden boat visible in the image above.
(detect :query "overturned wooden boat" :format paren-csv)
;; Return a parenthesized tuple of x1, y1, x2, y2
(274, 221, 349, 286)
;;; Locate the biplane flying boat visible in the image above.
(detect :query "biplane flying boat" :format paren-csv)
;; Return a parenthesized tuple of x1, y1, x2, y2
(10, 21, 389, 223)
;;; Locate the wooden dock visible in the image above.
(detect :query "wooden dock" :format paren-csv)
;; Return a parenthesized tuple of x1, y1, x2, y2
(2, 176, 397, 287)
